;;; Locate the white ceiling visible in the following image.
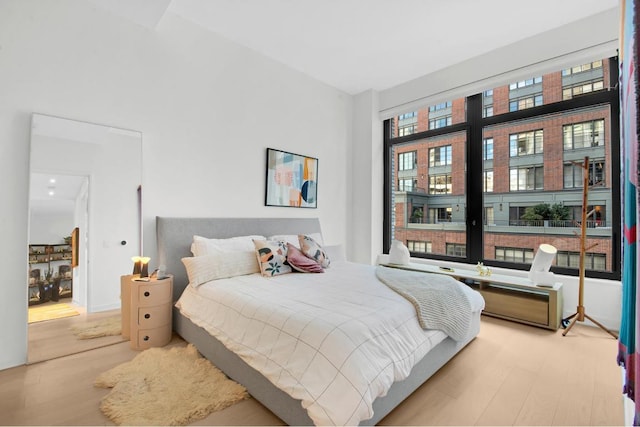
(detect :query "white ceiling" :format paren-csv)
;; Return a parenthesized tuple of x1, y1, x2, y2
(29, 173, 86, 215)
(90, 0, 619, 94)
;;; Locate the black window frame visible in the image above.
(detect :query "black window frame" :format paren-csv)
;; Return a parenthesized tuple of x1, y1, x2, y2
(383, 56, 621, 281)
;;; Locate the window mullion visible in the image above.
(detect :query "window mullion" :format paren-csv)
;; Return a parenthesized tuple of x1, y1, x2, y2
(466, 94, 483, 263)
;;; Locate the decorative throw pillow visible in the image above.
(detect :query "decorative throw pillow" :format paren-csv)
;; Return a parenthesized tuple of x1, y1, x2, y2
(286, 243, 323, 273)
(253, 239, 292, 277)
(267, 233, 324, 248)
(298, 234, 330, 268)
(182, 251, 260, 287)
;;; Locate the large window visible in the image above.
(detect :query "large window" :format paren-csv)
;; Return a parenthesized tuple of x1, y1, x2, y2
(429, 145, 452, 167)
(398, 151, 416, 171)
(385, 57, 619, 280)
(556, 250, 607, 271)
(495, 247, 534, 264)
(510, 166, 544, 191)
(398, 179, 415, 192)
(429, 174, 452, 194)
(564, 160, 605, 188)
(510, 130, 543, 156)
(483, 138, 494, 160)
(563, 119, 605, 149)
(407, 240, 432, 253)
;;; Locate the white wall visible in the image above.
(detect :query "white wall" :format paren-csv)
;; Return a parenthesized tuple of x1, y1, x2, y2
(350, 90, 384, 264)
(0, 0, 350, 370)
(28, 210, 74, 244)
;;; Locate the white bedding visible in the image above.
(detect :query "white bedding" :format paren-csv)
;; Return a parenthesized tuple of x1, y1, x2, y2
(176, 260, 484, 426)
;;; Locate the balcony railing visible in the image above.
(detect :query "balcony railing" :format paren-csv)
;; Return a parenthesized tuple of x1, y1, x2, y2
(505, 219, 606, 228)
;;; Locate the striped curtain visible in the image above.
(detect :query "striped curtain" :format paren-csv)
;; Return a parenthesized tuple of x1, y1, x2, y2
(618, 0, 640, 424)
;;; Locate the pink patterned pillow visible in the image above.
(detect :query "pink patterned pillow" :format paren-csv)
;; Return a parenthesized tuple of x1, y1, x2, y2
(286, 243, 324, 273)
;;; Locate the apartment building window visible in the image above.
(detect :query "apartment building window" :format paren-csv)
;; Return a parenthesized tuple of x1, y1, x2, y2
(510, 130, 543, 156)
(384, 56, 619, 280)
(495, 247, 534, 264)
(556, 250, 606, 271)
(398, 179, 415, 192)
(428, 207, 452, 223)
(563, 81, 605, 100)
(483, 170, 494, 192)
(446, 243, 466, 257)
(398, 151, 416, 171)
(397, 112, 418, 137)
(429, 174, 452, 194)
(429, 116, 452, 129)
(483, 138, 494, 160)
(483, 90, 494, 118)
(429, 101, 452, 112)
(509, 95, 543, 112)
(564, 160, 605, 188)
(567, 204, 606, 227)
(407, 240, 432, 253)
(484, 207, 494, 225)
(398, 124, 417, 136)
(563, 119, 605, 149)
(483, 106, 494, 118)
(429, 145, 452, 167)
(510, 166, 544, 191)
(508, 206, 529, 226)
(399, 112, 417, 120)
(509, 77, 543, 89)
(562, 60, 603, 76)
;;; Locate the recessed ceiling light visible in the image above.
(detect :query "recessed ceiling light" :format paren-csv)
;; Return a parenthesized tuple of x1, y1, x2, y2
(48, 190, 55, 196)
(49, 178, 56, 184)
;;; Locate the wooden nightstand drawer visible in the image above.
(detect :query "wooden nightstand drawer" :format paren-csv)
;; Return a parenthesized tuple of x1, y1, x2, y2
(136, 303, 172, 329)
(134, 325, 172, 350)
(136, 282, 172, 306)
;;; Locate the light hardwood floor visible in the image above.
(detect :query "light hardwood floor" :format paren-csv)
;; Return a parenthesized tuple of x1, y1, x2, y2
(1, 315, 624, 426)
(28, 304, 126, 364)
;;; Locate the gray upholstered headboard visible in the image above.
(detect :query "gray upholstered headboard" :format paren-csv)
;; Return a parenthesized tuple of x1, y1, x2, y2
(156, 217, 322, 302)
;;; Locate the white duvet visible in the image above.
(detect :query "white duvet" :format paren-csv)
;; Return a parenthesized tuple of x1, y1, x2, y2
(176, 261, 484, 426)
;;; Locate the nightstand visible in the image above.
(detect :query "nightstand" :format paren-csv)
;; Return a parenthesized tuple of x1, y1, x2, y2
(121, 275, 173, 350)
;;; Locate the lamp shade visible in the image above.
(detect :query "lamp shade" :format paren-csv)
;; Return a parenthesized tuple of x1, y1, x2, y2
(131, 256, 142, 275)
(140, 257, 151, 278)
(529, 243, 557, 286)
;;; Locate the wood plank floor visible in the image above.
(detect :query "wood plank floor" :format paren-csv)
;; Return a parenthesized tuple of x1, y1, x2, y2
(27, 303, 127, 364)
(1, 315, 624, 426)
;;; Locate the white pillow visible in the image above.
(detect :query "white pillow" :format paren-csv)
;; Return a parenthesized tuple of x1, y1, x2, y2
(191, 234, 265, 256)
(182, 251, 260, 287)
(267, 233, 323, 248)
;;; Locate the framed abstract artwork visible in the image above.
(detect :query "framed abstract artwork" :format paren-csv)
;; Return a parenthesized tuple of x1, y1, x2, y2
(265, 148, 318, 208)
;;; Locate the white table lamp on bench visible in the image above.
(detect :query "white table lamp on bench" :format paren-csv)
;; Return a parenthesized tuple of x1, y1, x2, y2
(529, 243, 557, 287)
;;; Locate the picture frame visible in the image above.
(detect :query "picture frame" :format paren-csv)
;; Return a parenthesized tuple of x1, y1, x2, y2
(265, 148, 318, 208)
(71, 227, 79, 268)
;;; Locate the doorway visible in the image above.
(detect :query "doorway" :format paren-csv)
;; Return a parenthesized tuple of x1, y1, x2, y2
(28, 113, 142, 362)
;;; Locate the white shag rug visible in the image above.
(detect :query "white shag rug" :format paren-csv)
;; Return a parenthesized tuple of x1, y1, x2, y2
(94, 344, 248, 425)
(70, 316, 122, 339)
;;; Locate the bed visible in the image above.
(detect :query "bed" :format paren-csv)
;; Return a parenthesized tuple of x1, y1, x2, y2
(156, 217, 483, 426)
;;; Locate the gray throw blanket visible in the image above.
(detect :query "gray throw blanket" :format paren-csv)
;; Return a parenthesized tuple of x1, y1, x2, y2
(376, 266, 479, 341)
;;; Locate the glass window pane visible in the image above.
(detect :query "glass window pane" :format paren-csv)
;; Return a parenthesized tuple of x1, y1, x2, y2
(483, 106, 613, 272)
(390, 131, 466, 258)
(389, 99, 466, 137)
(481, 59, 608, 119)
